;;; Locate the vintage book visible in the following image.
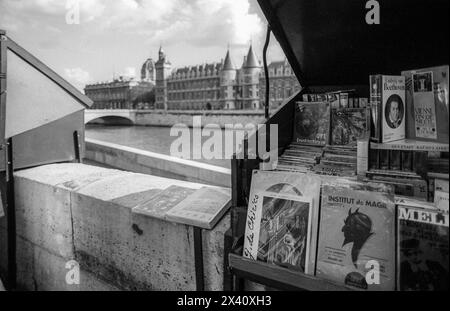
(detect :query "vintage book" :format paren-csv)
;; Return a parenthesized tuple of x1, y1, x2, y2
(401, 151, 413, 171)
(402, 65, 449, 143)
(435, 179, 449, 193)
(395, 196, 435, 210)
(359, 98, 368, 108)
(370, 139, 449, 152)
(367, 175, 428, 199)
(397, 204, 449, 291)
(245, 192, 314, 273)
(243, 170, 322, 275)
(293, 101, 330, 146)
(434, 191, 449, 213)
(316, 185, 396, 290)
(379, 149, 389, 170)
(133, 185, 196, 219)
(165, 187, 231, 229)
(330, 108, 370, 146)
(357, 139, 369, 176)
(370, 75, 406, 143)
(390, 150, 401, 171)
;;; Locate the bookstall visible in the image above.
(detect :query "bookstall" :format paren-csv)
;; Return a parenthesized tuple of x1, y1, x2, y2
(0, 30, 93, 290)
(227, 0, 449, 291)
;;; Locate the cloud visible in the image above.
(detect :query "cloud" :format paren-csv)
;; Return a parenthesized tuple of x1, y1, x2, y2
(1, 0, 262, 47)
(64, 67, 91, 90)
(123, 67, 136, 78)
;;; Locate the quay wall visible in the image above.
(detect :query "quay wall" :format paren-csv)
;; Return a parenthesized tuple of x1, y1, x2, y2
(84, 138, 231, 188)
(0, 163, 231, 291)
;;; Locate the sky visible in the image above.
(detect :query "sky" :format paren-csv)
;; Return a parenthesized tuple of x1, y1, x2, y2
(0, 0, 287, 91)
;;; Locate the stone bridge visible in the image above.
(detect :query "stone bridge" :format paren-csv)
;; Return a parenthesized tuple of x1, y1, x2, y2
(85, 109, 137, 125)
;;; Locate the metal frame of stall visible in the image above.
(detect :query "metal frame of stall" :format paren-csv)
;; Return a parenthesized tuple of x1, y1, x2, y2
(0, 30, 93, 290)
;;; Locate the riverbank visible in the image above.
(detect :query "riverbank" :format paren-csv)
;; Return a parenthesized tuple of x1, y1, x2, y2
(84, 138, 231, 187)
(86, 109, 266, 128)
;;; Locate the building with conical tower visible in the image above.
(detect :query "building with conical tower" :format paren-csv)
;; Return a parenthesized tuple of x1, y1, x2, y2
(149, 44, 297, 111)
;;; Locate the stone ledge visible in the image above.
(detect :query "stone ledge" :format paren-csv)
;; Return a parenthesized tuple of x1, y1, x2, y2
(85, 138, 231, 187)
(2, 163, 231, 290)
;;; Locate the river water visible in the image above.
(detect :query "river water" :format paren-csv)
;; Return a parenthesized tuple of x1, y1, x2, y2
(85, 125, 246, 168)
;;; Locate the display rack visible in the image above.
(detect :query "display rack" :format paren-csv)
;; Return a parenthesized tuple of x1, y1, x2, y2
(227, 0, 449, 291)
(370, 140, 449, 152)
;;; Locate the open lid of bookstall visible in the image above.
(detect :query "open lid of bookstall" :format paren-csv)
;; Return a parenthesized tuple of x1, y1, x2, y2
(257, 0, 449, 92)
(0, 30, 93, 170)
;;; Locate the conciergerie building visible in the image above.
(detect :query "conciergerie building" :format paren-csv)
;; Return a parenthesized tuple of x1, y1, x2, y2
(85, 45, 301, 111)
(151, 45, 300, 111)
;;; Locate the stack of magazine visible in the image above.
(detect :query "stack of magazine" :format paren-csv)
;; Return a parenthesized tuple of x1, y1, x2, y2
(242, 65, 449, 290)
(243, 171, 449, 290)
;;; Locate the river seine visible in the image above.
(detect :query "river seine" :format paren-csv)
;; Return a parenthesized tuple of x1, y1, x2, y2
(85, 125, 247, 168)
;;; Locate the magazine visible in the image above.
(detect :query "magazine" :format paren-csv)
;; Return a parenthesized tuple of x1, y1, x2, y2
(293, 101, 330, 146)
(402, 65, 449, 143)
(246, 192, 313, 273)
(316, 184, 396, 290)
(331, 108, 370, 146)
(243, 170, 321, 275)
(397, 204, 449, 291)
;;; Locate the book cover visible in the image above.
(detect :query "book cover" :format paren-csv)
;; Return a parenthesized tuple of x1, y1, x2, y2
(413, 72, 437, 139)
(402, 65, 449, 143)
(247, 192, 313, 273)
(316, 185, 396, 290)
(165, 187, 231, 229)
(133, 185, 196, 219)
(293, 101, 330, 146)
(370, 75, 406, 143)
(397, 205, 449, 291)
(331, 108, 370, 146)
(434, 191, 449, 213)
(243, 170, 321, 275)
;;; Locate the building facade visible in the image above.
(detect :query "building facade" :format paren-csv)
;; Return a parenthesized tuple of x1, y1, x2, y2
(155, 45, 264, 110)
(85, 47, 300, 111)
(259, 59, 301, 109)
(84, 77, 155, 110)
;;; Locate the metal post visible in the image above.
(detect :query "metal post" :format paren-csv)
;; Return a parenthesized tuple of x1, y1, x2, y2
(5, 138, 16, 290)
(193, 227, 204, 291)
(73, 130, 82, 163)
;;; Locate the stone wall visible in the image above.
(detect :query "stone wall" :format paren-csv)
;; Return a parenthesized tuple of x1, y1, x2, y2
(0, 163, 231, 291)
(134, 110, 265, 128)
(84, 138, 231, 188)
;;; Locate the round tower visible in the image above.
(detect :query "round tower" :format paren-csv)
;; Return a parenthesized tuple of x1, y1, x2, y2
(243, 45, 262, 110)
(220, 49, 237, 109)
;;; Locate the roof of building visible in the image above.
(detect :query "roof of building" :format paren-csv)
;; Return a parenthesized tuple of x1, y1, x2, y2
(171, 62, 222, 77)
(244, 45, 260, 68)
(223, 50, 235, 70)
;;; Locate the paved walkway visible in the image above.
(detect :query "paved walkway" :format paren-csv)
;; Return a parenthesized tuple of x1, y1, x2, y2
(0, 278, 5, 291)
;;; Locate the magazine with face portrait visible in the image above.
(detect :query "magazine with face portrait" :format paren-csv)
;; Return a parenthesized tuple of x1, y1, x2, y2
(381, 75, 406, 143)
(293, 101, 330, 146)
(316, 185, 396, 290)
(397, 204, 449, 291)
(243, 170, 321, 275)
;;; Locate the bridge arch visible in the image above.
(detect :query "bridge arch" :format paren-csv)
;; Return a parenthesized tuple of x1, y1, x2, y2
(85, 115, 134, 125)
(85, 110, 136, 125)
